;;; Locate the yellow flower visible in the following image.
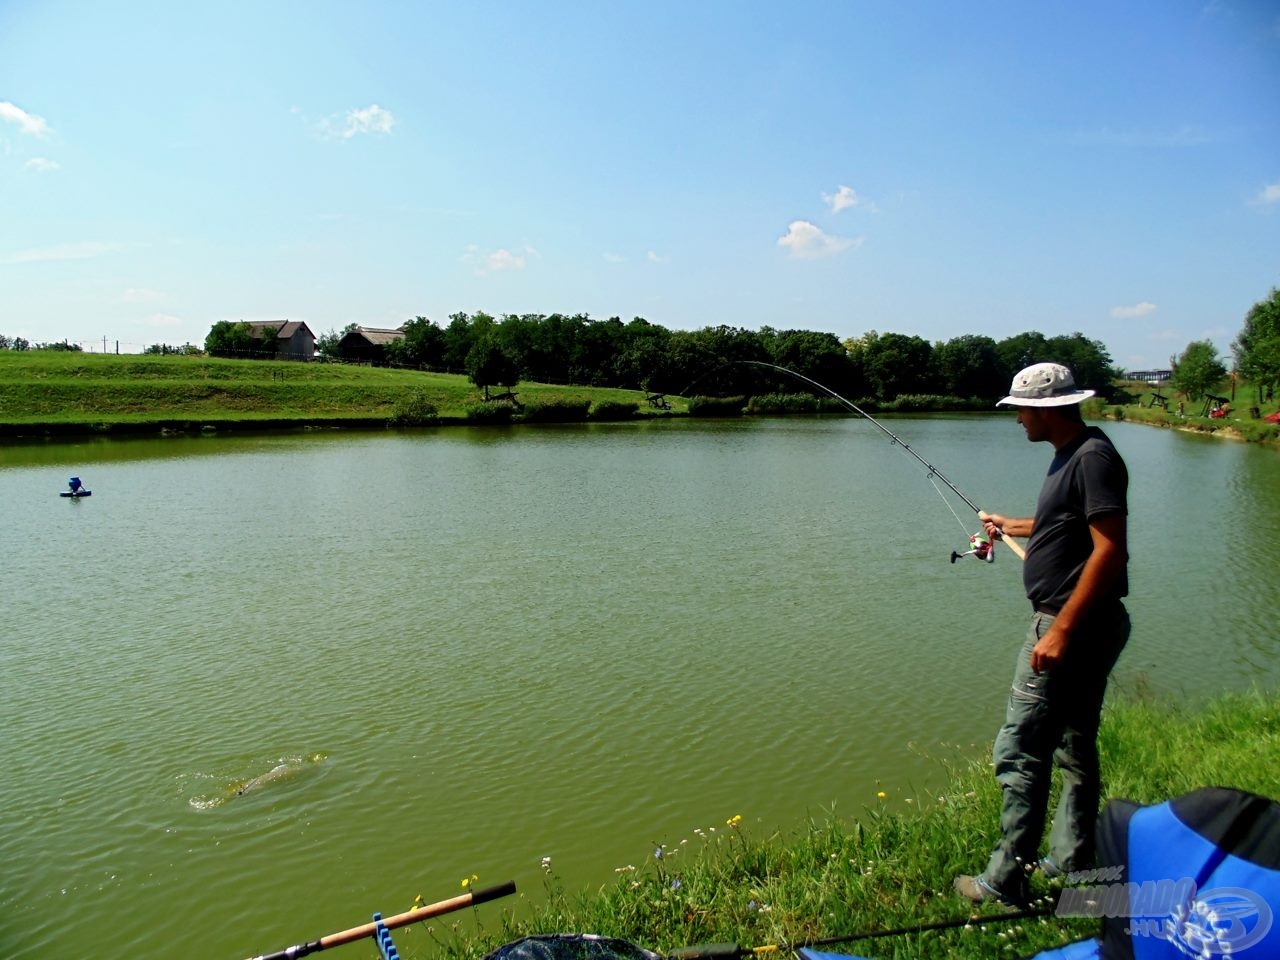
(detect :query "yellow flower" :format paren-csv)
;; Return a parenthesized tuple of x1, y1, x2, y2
(726, 814, 743, 828)
(877, 791, 887, 800)
(461, 873, 478, 889)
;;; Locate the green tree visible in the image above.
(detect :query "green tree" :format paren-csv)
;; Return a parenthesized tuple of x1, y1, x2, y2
(315, 324, 355, 362)
(387, 316, 446, 368)
(933, 334, 1002, 399)
(1043, 332, 1117, 395)
(1170, 340, 1227, 402)
(994, 331, 1049, 380)
(205, 320, 257, 358)
(858, 331, 935, 399)
(1233, 287, 1280, 401)
(466, 337, 519, 399)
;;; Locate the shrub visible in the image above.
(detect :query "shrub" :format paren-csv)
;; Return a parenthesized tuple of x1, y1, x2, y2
(688, 395, 745, 417)
(464, 401, 516, 424)
(388, 391, 439, 426)
(521, 395, 591, 423)
(745, 392, 819, 415)
(588, 400, 637, 421)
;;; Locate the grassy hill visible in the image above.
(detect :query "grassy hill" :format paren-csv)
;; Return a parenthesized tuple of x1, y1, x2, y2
(0, 352, 681, 434)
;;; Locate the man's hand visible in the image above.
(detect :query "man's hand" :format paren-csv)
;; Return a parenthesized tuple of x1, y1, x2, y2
(979, 510, 1034, 540)
(979, 510, 1007, 539)
(1031, 624, 1070, 673)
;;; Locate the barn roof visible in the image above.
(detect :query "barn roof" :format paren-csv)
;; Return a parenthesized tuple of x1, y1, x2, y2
(344, 326, 406, 345)
(246, 320, 316, 340)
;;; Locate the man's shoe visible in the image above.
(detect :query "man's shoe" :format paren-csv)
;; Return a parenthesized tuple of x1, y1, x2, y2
(953, 874, 1025, 909)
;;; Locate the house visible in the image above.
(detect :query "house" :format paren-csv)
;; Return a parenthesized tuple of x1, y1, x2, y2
(246, 321, 317, 360)
(337, 326, 405, 365)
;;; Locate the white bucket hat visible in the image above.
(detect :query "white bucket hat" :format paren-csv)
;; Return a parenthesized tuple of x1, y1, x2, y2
(997, 362, 1096, 407)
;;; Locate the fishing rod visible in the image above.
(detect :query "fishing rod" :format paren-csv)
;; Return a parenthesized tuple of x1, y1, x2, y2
(667, 903, 1056, 959)
(243, 880, 516, 960)
(730, 360, 1025, 562)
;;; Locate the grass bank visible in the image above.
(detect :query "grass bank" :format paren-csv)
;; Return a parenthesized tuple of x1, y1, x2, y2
(400, 689, 1278, 960)
(1087, 382, 1280, 444)
(0, 352, 682, 435)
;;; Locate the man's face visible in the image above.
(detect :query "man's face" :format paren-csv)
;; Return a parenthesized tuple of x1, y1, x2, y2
(1015, 405, 1050, 442)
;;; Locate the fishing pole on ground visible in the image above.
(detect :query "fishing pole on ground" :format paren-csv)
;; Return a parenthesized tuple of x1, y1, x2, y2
(242, 880, 516, 960)
(693, 360, 1026, 564)
(666, 903, 1057, 959)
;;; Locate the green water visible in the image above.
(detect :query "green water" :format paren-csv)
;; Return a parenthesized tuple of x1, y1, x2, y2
(1, 418, 1276, 959)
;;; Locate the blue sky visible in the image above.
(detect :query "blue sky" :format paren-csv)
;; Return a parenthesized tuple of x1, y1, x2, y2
(2, 1, 1277, 371)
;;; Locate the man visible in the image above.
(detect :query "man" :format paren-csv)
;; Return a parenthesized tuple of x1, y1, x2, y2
(954, 362, 1130, 907)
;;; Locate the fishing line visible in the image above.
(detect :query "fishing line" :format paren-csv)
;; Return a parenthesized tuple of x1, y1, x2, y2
(696, 360, 1023, 561)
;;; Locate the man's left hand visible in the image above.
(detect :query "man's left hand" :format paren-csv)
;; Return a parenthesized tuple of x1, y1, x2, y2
(1031, 624, 1070, 673)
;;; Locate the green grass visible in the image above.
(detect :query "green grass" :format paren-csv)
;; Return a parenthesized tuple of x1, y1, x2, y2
(0, 352, 684, 431)
(397, 689, 1279, 960)
(1089, 381, 1280, 444)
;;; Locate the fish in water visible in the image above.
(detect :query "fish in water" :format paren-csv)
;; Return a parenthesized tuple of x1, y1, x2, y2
(236, 763, 293, 796)
(232, 753, 327, 798)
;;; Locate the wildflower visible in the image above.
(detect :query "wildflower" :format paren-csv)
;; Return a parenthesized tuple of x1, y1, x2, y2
(654, 845, 665, 860)
(540, 856, 552, 871)
(748, 900, 758, 912)
(726, 814, 743, 828)
(461, 873, 478, 890)
(412, 894, 424, 909)
(671, 878, 682, 891)
(877, 791, 887, 800)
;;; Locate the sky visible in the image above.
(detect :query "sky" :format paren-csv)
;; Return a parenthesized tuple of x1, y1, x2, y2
(1, 1, 1277, 371)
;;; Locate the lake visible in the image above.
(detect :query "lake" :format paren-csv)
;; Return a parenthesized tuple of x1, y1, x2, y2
(1, 416, 1276, 959)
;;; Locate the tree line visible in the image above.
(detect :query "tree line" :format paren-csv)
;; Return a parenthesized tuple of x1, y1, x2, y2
(325, 312, 1118, 404)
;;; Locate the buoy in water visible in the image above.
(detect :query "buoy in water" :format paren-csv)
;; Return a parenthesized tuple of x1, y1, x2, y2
(60, 476, 92, 498)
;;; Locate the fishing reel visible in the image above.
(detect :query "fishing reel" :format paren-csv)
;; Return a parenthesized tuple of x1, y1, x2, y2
(950, 531, 995, 564)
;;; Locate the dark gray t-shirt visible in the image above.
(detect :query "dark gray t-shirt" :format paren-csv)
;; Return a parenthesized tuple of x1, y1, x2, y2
(1022, 426, 1128, 613)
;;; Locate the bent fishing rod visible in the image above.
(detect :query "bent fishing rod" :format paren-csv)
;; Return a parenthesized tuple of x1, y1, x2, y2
(243, 880, 516, 960)
(729, 360, 1024, 561)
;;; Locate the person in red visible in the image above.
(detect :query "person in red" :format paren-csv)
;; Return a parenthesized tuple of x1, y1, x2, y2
(954, 362, 1130, 907)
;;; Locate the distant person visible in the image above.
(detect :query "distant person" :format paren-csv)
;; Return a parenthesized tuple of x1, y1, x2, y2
(954, 362, 1130, 908)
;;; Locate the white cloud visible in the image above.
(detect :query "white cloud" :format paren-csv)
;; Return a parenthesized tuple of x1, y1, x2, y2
(1111, 301, 1158, 319)
(123, 287, 164, 303)
(822, 184, 859, 213)
(24, 157, 59, 172)
(1256, 181, 1280, 206)
(314, 104, 396, 140)
(342, 104, 395, 138)
(646, 250, 670, 263)
(1, 241, 127, 264)
(777, 220, 861, 259)
(463, 244, 538, 275)
(0, 101, 50, 137)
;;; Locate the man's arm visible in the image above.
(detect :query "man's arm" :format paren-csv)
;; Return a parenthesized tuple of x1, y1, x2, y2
(1029, 511, 1127, 673)
(979, 511, 1034, 539)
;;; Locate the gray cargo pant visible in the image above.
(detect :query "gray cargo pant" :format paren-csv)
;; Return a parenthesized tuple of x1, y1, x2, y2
(982, 606, 1130, 899)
